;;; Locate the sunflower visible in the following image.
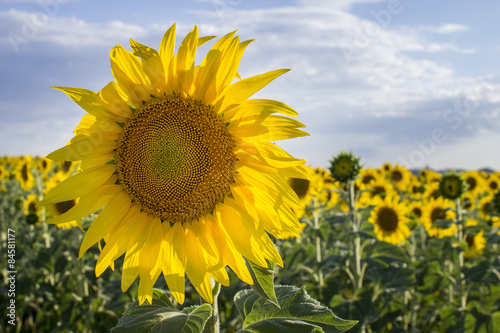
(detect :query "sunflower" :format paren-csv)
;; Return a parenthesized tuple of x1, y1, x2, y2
(421, 197, 457, 238)
(463, 219, 486, 258)
(24, 193, 41, 224)
(419, 169, 441, 184)
(438, 172, 466, 200)
(477, 194, 499, 225)
(406, 178, 425, 200)
(461, 192, 476, 212)
(406, 200, 423, 223)
(485, 174, 500, 195)
(357, 168, 380, 190)
(329, 152, 361, 183)
(14, 155, 35, 191)
(461, 171, 484, 196)
(358, 177, 395, 207)
(369, 195, 411, 245)
(386, 164, 411, 191)
(38, 156, 53, 177)
(382, 162, 392, 173)
(0, 164, 6, 182)
(422, 181, 441, 201)
(39, 24, 309, 305)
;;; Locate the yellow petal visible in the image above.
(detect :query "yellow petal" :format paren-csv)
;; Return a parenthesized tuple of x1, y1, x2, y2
(217, 203, 267, 267)
(159, 23, 176, 82)
(98, 81, 132, 120)
(110, 45, 150, 105)
(52, 87, 111, 119)
(122, 243, 140, 292)
(204, 214, 253, 284)
(215, 69, 290, 113)
(95, 207, 145, 277)
(43, 183, 121, 225)
(47, 135, 117, 161)
(163, 222, 187, 305)
(130, 38, 165, 93)
(139, 217, 163, 280)
(223, 99, 298, 121)
(39, 164, 116, 205)
(184, 228, 213, 304)
(79, 191, 131, 257)
(173, 25, 199, 95)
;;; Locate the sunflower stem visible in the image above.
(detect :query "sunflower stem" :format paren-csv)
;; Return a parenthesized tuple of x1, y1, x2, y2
(206, 281, 221, 333)
(455, 198, 467, 311)
(312, 198, 324, 291)
(348, 180, 363, 291)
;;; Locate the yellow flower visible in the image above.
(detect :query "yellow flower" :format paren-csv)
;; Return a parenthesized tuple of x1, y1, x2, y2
(356, 168, 380, 190)
(358, 177, 395, 207)
(463, 219, 485, 258)
(477, 194, 499, 224)
(38, 156, 52, 175)
(39, 24, 309, 305)
(419, 169, 441, 184)
(422, 181, 441, 201)
(461, 171, 485, 196)
(0, 165, 6, 182)
(406, 178, 425, 200)
(438, 172, 465, 200)
(461, 192, 476, 212)
(421, 197, 457, 238)
(386, 164, 411, 191)
(406, 200, 423, 223)
(485, 174, 500, 195)
(369, 195, 411, 245)
(14, 155, 35, 191)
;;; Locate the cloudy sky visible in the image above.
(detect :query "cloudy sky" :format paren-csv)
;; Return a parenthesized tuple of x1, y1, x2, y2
(1, 0, 500, 171)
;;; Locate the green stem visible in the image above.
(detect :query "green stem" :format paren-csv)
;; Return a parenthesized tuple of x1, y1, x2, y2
(348, 181, 362, 291)
(312, 198, 324, 289)
(455, 198, 467, 310)
(206, 281, 221, 333)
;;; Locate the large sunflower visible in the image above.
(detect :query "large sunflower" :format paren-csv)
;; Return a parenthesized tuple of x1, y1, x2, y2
(39, 24, 309, 305)
(369, 195, 411, 245)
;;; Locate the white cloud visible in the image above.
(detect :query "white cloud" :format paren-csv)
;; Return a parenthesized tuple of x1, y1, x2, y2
(0, 9, 149, 52)
(419, 23, 469, 34)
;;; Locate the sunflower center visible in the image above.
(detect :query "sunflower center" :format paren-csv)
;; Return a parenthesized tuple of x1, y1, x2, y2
(362, 174, 375, 185)
(116, 94, 235, 224)
(412, 207, 422, 218)
(391, 170, 403, 182)
(466, 177, 477, 191)
(430, 207, 446, 223)
(465, 235, 474, 247)
(377, 207, 399, 231)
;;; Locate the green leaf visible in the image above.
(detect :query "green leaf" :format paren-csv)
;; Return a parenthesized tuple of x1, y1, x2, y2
(465, 308, 500, 333)
(110, 290, 212, 333)
(246, 259, 280, 307)
(234, 285, 358, 333)
(369, 241, 408, 264)
(151, 289, 177, 308)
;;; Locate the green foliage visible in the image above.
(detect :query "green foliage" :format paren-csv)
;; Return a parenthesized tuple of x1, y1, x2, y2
(110, 289, 212, 333)
(234, 286, 357, 333)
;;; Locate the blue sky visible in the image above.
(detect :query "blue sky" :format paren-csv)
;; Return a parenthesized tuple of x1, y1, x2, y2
(1, 0, 500, 171)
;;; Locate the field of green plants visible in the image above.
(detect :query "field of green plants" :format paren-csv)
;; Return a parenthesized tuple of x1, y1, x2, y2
(1, 154, 500, 332)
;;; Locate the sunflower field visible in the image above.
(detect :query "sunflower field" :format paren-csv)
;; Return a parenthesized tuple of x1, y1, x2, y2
(1, 154, 500, 332)
(2, 25, 500, 333)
